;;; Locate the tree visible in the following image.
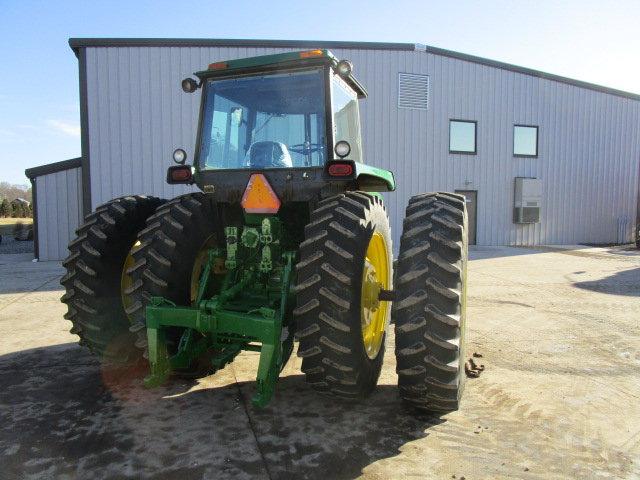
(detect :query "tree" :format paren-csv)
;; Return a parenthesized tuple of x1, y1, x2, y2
(0, 198, 9, 217)
(0, 183, 21, 202)
(0, 182, 32, 204)
(17, 203, 27, 218)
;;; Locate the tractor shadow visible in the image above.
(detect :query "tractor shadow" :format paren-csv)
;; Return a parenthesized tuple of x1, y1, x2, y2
(0, 343, 443, 480)
(573, 266, 640, 297)
(232, 374, 443, 480)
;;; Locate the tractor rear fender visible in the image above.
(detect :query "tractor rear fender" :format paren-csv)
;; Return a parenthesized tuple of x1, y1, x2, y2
(353, 163, 395, 192)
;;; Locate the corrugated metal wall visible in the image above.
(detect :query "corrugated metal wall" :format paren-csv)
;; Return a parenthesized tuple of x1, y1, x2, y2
(35, 167, 83, 261)
(84, 45, 640, 247)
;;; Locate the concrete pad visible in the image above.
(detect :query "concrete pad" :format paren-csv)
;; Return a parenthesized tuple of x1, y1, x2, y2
(0, 247, 639, 478)
(0, 255, 62, 312)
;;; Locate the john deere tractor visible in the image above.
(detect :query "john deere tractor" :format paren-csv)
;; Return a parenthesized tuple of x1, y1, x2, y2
(61, 49, 468, 412)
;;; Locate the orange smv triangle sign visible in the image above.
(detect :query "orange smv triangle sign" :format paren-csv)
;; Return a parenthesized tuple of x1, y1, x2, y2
(241, 174, 281, 214)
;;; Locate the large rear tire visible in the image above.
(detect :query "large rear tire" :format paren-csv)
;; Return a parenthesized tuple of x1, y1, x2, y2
(60, 195, 165, 364)
(294, 192, 393, 399)
(393, 192, 468, 412)
(125, 193, 220, 361)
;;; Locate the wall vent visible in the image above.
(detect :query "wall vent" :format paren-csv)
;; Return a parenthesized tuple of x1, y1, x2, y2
(398, 73, 429, 110)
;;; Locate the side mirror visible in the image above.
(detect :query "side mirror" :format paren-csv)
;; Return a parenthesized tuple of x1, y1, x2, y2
(167, 165, 194, 184)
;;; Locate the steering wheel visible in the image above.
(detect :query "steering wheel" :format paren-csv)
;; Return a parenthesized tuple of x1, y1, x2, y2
(288, 143, 323, 154)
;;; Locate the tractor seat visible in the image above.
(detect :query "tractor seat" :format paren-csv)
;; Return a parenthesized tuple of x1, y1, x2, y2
(245, 141, 293, 168)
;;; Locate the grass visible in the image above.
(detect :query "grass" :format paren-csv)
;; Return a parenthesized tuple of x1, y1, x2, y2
(0, 218, 33, 236)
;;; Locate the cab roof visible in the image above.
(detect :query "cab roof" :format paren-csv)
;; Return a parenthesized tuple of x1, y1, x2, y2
(194, 49, 367, 98)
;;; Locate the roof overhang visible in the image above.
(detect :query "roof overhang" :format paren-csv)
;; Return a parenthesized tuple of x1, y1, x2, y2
(68, 38, 416, 56)
(25, 157, 82, 180)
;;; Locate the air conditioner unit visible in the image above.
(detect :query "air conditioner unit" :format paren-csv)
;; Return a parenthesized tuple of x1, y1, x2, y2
(513, 177, 541, 224)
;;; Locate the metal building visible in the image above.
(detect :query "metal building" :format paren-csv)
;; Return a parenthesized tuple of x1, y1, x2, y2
(25, 158, 83, 261)
(27, 38, 640, 260)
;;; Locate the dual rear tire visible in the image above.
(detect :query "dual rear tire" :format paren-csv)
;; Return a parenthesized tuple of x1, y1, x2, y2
(61, 190, 468, 413)
(61, 193, 220, 373)
(295, 191, 468, 412)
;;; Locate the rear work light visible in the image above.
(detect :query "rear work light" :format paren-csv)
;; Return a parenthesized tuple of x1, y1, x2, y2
(166, 165, 193, 184)
(327, 162, 354, 177)
(241, 174, 281, 214)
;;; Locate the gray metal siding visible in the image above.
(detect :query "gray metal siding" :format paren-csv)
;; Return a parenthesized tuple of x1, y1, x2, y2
(84, 46, 640, 247)
(35, 167, 83, 261)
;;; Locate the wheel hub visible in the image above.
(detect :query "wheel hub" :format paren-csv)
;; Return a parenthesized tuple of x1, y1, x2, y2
(362, 262, 382, 313)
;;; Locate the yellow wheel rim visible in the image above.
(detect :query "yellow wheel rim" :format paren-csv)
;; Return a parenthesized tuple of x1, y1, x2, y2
(361, 231, 391, 359)
(121, 240, 142, 320)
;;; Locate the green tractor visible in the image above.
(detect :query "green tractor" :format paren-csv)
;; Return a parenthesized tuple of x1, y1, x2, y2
(61, 49, 468, 412)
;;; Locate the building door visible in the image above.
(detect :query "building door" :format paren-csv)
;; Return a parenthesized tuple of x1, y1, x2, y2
(455, 190, 477, 245)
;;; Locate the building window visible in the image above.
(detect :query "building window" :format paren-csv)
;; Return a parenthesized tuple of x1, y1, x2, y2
(513, 125, 538, 157)
(449, 120, 477, 154)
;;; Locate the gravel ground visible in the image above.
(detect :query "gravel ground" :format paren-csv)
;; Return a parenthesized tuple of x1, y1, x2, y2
(1, 246, 639, 479)
(0, 236, 34, 255)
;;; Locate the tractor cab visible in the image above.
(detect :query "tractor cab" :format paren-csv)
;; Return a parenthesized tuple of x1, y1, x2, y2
(169, 50, 394, 200)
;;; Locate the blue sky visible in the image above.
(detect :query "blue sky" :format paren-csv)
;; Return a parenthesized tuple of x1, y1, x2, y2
(1, 0, 638, 185)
